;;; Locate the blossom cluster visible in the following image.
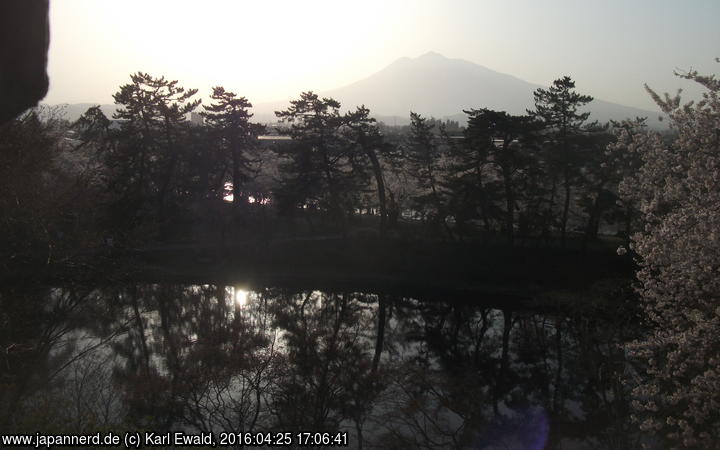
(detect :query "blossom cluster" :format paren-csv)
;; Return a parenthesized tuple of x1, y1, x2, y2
(620, 61, 720, 448)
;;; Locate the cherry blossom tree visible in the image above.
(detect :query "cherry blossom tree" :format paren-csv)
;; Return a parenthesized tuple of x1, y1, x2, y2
(621, 60, 720, 448)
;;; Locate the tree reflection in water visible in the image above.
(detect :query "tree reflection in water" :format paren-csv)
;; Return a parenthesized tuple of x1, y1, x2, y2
(0, 285, 640, 448)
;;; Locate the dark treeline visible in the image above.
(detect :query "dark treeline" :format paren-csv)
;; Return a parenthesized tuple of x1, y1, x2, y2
(0, 71, 652, 274)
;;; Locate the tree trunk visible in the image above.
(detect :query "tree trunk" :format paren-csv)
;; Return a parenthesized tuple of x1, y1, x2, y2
(624, 206, 633, 248)
(321, 146, 344, 228)
(387, 190, 399, 229)
(157, 118, 179, 226)
(502, 165, 515, 246)
(545, 175, 558, 243)
(553, 318, 564, 412)
(473, 166, 492, 235)
(560, 167, 571, 247)
(372, 295, 387, 373)
(232, 144, 242, 208)
(355, 420, 364, 450)
(494, 310, 513, 416)
(130, 288, 151, 378)
(366, 150, 387, 236)
(582, 188, 603, 251)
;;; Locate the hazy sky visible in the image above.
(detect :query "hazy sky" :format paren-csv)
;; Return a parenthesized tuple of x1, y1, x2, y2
(46, 0, 719, 111)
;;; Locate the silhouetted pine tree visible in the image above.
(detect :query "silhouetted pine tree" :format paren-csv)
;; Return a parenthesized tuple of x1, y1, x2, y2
(529, 76, 594, 245)
(112, 72, 200, 230)
(343, 106, 398, 235)
(202, 87, 265, 210)
(404, 112, 450, 236)
(456, 109, 541, 244)
(275, 92, 359, 225)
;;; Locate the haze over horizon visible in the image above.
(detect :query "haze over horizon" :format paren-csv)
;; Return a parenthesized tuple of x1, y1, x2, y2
(47, 0, 718, 111)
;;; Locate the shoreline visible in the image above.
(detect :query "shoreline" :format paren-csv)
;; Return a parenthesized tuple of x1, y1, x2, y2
(7, 236, 636, 313)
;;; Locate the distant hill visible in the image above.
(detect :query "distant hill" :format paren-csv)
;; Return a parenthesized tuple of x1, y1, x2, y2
(51, 52, 665, 127)
(257, 52, 664, 127)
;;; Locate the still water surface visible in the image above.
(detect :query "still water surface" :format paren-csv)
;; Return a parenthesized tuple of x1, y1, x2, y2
(0, 284, 638, 449)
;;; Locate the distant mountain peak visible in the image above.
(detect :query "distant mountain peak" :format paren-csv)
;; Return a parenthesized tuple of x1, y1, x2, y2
(416, 51, 446, 60)
(316, 52, 664, 128)
(390, 56, 411, 65)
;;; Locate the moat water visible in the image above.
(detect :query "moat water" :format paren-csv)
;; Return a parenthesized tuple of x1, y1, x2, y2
(0, 283, 639, 449)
